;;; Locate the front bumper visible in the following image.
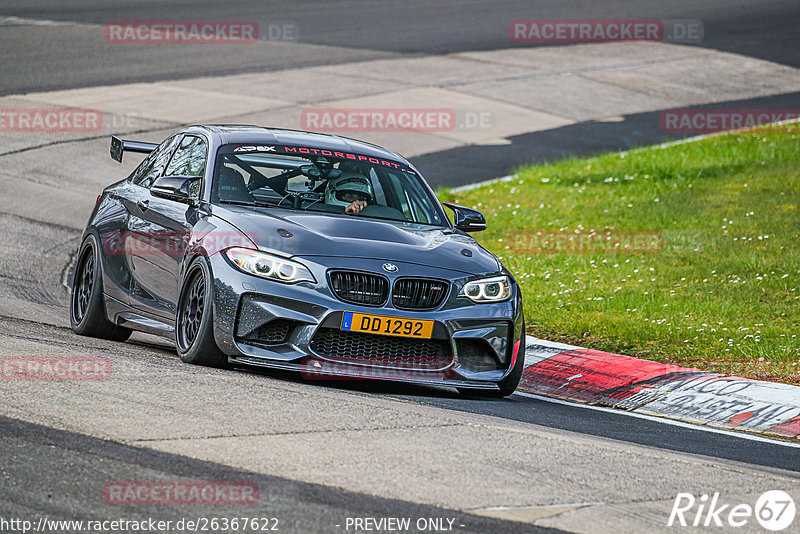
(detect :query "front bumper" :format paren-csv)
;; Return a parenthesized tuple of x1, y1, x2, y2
(208, 253, 524, 390)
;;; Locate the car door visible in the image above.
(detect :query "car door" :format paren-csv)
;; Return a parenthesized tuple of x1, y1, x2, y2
(126, 135, 208, 320)
(105, 134, 180, 308)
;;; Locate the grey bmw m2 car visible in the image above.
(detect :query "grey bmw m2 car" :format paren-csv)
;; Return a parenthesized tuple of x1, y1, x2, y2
(70, 126, 525, 396)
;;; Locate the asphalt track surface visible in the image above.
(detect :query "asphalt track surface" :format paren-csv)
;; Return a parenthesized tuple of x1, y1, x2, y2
(396, 389, 800, 472)
(413, 90, 800, 186)
(1, 416, 559, 534)
(2, 315, 799, 530)
(0, 0, 798, 96)
(245, 373, 800, 472)
(2, 2, 800, 532)
(2, 1, 797, 186)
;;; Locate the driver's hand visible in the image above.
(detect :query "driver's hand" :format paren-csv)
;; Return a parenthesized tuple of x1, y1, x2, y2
(345, 200, 367, 214)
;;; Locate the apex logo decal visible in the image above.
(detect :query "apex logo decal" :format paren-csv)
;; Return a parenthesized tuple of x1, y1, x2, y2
(234, 145, 276, 152)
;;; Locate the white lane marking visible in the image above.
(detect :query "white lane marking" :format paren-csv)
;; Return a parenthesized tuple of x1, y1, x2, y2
(513, 391, 800, 449)
(0, 16, 68, 26)
(526, 339, 580, 351)
(449, 174, 515, 194)
(479, 501, 605, 511)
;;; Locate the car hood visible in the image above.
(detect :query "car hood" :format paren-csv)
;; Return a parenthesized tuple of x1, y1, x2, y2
(214, 206, 500, 275)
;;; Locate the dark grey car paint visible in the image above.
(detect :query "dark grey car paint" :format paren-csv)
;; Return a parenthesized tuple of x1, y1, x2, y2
(84, 125, 524, 390)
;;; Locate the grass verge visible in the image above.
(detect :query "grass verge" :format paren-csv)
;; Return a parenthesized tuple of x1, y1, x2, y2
(439, 124, 800, 384)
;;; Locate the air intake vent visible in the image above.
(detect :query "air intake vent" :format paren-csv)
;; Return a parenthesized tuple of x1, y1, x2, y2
(237, 318, 299, 347)
(254, 319, 295, 344)
(392, 278, 449, 310)
(329, 271, 389, 306)
(310, 328, 452, 370)
(456, 338, 501, 372)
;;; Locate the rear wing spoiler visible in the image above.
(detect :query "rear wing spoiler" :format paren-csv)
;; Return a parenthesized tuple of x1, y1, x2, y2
(110, 135, 158, 163)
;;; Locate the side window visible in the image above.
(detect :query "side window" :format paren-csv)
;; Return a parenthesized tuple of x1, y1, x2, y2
(165, 135, 207, 178)
(131, 135, 181, 188)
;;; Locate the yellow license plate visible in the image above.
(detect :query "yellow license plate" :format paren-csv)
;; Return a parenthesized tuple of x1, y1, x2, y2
(341, 312, 433, 339)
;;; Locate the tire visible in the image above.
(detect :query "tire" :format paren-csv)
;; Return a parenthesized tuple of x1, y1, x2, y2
(458, 325, 525, 398)
(70, 234, 132, 342)
(175, 256, 228, 368)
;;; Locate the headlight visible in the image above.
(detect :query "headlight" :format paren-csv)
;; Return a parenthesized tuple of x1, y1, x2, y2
(223, 247, 315, 284)
(462, 275, 511, 303)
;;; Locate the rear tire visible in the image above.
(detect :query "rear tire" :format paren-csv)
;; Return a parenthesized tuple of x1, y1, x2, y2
(458, 325, 525, 398)
(70, 234, 132, 342)
(176, 257, 228, 368)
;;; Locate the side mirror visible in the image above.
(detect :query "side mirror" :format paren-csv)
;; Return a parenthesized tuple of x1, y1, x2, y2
(442, 202, 486, 232)
(150, 175, 201, 203)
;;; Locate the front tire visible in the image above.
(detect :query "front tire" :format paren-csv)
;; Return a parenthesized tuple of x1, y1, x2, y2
(176, 257, 228, 368)
(458, 325, 525, 398)
(70, 234, 132, 342)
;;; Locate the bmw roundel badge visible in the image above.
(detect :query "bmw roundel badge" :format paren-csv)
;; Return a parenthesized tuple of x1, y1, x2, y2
(382, 263, 398, 273)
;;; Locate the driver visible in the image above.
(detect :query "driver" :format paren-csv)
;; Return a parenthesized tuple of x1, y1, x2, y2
(325, 171, 374, 214)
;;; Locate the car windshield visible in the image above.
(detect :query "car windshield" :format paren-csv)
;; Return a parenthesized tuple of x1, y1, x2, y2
(211, 145, 446, 227)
